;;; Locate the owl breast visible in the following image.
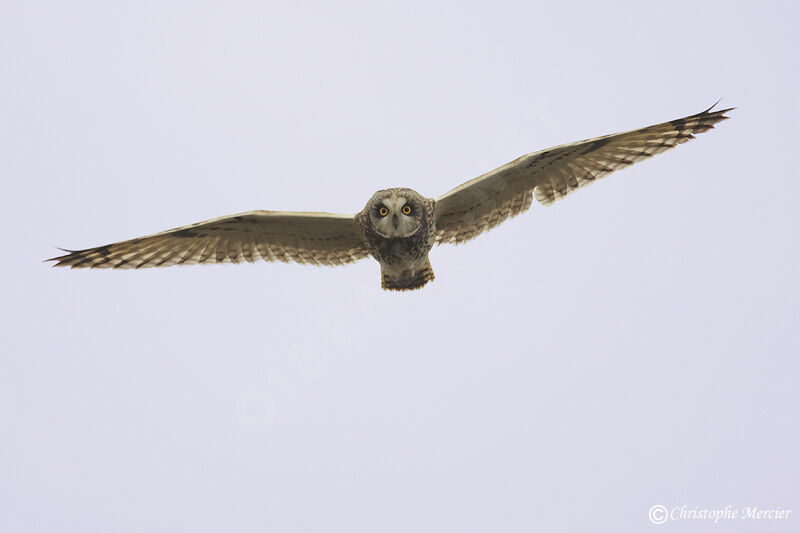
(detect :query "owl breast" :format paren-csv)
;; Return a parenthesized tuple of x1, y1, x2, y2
(369, 236, 431, 278)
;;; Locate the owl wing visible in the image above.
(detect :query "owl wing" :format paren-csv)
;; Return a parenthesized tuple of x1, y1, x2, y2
(434, 104, 733, 244)
(48, 211, 370, 269)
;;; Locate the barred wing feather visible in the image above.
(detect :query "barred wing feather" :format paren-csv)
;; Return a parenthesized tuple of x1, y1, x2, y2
(48, 211, 369, 269)
(434, 104, 732, 245)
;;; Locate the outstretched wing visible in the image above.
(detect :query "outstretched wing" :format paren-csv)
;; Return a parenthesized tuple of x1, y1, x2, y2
(48, 211, 369, 269)
(434, 104, 733, 245)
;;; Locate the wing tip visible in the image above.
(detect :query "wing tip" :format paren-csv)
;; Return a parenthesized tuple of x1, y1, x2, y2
(45, 248, 75, 267)
(702, 99, 736, 118)
(683, 101, 735, 136)
(46, 247, 101, 269)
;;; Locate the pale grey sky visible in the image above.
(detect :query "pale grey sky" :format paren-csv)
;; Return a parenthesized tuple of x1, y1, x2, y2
(2, 1, 798, 531)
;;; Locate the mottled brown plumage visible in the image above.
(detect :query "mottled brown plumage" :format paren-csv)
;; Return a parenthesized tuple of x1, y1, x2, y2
(48, 104, 732, 291)
(356, 188, 437, 290)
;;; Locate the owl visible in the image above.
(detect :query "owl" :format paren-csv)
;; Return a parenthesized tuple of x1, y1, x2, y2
(49, 104, 732, 291)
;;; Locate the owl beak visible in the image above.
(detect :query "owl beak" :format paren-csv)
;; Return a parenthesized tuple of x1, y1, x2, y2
(392, 215, 398, 229)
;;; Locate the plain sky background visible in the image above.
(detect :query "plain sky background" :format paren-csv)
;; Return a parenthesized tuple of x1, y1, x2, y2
(2, 1, 798, 531)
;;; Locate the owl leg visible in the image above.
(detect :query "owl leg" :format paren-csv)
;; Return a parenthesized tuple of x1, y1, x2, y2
(381, 259, 435, 291)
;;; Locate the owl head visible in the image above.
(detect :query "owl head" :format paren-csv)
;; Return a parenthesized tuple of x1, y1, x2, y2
(365, 188, 427, 238)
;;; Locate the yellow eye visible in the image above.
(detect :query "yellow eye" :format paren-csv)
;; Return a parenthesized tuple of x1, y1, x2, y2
(401, 205, 412, 215)
(378, 206, 389, 217)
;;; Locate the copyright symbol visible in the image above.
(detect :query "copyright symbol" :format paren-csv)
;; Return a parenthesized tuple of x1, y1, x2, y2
(649, 505, 668, 525)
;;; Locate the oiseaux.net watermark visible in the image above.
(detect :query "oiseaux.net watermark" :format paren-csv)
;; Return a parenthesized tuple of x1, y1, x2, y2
(649, 505, 792, 525)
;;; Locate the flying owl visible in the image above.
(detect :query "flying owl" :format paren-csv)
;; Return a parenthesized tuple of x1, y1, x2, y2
(49, 104, 732, 291)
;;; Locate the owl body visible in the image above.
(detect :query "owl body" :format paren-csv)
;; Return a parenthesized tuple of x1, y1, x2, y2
(48, 105, 732, 292)
(357, 188, 437, 291)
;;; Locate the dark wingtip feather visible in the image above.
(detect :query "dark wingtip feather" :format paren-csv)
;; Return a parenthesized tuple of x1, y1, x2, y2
(46, 248, 85, 268)
(704, 99, 723, 113)
(701, 100, 736, 119)
(685, 102, 735, 135)
(704, 99, 736, 113)
(45, 249, 68, 266)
